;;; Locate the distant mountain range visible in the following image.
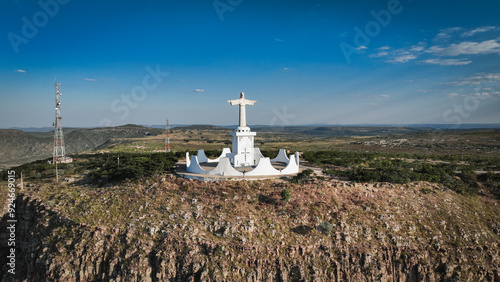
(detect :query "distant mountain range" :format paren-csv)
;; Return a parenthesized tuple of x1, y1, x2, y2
(9, 123, 500, 132)
(0, 124, 164, 170)
(2, 123, 499, 170)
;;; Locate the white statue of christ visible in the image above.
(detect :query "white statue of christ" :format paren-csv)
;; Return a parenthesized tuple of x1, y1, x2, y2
(228, 92, 257, 127)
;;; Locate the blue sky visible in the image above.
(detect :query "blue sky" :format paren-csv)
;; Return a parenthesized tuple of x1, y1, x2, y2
(1, 0, 499, 128)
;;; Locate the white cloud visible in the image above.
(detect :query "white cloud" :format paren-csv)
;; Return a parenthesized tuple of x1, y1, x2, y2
(355, 45, 368, 54)
(16, 69, 26, 73)
(433, 27, 462, 41)
(370, 27, 500, 65)
(369, 51, 388, 58)
(378, 43, 425, 63)
(84, 78, 97, 81)
(380, 94, 390, 98)
(422, 58, 472, 66)
(427, 40, 500, 56)
(481, 73, 500, 81)
(471, 92, 491, 97)
(410, 43, 426, 52)
(193, 89, 205, 92)
(275, 38, 284, 42)
(417, 89, 448, 94)
(446, 93, 458, 97)
(461, 26, 496, 37)
(283, 67, 289, 70)
(446, 73, 500, 86)
(387, 54, 417, 63)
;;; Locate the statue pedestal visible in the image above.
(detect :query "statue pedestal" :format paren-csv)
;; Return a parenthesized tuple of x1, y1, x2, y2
(229, 126, 257, 167)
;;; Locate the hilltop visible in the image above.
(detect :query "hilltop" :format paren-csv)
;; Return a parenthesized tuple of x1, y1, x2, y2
(0, 128, 499, 280)
(1, 169, 499, 280)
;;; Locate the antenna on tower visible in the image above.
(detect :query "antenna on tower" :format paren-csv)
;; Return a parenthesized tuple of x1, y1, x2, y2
(53, 82, 66, 165)
(165, 119, 171, 153)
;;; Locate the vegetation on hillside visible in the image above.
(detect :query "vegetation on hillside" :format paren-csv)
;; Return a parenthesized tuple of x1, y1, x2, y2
(303, 150, 500, 196)
(1, 126, 499, 198)
(85, 152, 178, 185)
(1, 152, 178, 186)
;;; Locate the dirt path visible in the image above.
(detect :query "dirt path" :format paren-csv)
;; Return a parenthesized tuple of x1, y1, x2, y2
(300, 162, 324, 176)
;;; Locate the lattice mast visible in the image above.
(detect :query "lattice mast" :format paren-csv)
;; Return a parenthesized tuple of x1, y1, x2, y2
(53, 82, 66, 164)
(165, 119, 171, 153)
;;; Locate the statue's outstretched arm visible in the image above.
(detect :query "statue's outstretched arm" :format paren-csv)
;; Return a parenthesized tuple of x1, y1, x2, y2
(228, 99, 241, 105)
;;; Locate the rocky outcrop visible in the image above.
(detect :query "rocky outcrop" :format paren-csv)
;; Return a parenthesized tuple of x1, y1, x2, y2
(1, 180, 500, 281)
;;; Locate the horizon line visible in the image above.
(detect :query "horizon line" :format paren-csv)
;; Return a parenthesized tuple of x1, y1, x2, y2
(4, 123, 500, 130)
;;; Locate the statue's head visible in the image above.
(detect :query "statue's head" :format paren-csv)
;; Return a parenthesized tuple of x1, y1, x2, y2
(240, 92, 245, 98)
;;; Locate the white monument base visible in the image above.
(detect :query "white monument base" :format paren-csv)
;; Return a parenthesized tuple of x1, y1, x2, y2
(186, 148, 299, 178)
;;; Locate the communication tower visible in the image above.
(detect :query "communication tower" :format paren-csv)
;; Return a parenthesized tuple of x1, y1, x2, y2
(53, 82, 66, 164)
(165, 119, 171, 153)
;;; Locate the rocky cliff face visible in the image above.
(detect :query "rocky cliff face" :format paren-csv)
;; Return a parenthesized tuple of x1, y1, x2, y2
(1, 178, 499, 281)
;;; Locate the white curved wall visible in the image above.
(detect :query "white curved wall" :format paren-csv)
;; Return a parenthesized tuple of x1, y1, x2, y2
(186, 156, 207, 174)
(253, 148, 264, 165)
(208, 157, 243, 176)
(196, 148, 233, 163)
(186, 149, 300, 177)
(186, 152, 191, 167)
(245, 157, 281, 176)
(281, 154, 299, 174)
(208, 148, 231, 163)
(271, 149, 289, 164)
(197, 149, 209, 163)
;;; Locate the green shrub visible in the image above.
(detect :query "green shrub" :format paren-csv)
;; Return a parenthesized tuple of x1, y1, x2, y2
(478, 172, 500, 189)
(291, 169, 314, 184)
(317, 222, 334, 234)
(281, 189, 291, 202)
